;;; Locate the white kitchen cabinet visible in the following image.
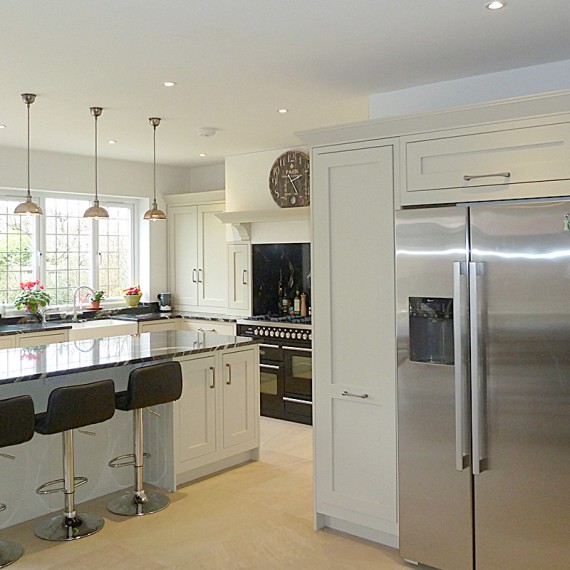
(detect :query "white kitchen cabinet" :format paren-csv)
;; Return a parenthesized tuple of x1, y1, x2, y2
(138, 319, 179, 334)
(227, 243, 250, 312)
(166, 192, 228, 311)
(17, 329, 69, 348)
(179, 319, 236, 336)
(311, 141, 399, 547)
(401, 117, 570, 205)
(0, 336, 15, 349)
(174, 346, 259, 484)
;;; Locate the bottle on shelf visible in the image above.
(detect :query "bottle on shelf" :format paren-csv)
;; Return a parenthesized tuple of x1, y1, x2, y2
(300, 293, 307, 317)
(293, 291, 301, 316)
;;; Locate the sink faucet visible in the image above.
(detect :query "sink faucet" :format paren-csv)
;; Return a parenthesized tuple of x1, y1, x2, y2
(71, 286, 95, 322)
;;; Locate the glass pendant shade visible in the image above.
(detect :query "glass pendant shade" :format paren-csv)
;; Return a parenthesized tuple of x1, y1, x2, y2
(84, 107, 109, 219)
(143, 117, 166, 221)
(15, 93, 43, 216)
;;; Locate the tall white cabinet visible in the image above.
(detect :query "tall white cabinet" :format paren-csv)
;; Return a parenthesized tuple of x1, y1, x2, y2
(311, 140, 399, 546)
(166, 192, 228, 311)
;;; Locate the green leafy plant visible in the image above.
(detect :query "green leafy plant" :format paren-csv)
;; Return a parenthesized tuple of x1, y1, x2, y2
(13, 280, 51, 312)
(90, 290, 105, 302)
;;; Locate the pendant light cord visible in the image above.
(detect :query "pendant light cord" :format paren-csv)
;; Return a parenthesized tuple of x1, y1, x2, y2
(26, 100, 31, 198)
(153, 122, 157, 204)
(94, 112, 99, 202)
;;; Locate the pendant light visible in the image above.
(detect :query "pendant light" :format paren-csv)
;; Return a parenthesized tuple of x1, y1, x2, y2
(84, 107, 109, 219)
(143, 117, 166, 221)
(14, 93, 43, 215)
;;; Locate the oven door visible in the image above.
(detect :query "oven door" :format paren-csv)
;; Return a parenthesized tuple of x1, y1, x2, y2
(283, 345, 312, 422)
(259, 342, 285, 415)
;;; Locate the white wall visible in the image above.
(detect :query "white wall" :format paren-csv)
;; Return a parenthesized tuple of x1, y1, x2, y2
(369, 59, 570, 119)
(225, 147, 310, 243)
(0, 145, 190, 300)
(186, 163, 225, 193)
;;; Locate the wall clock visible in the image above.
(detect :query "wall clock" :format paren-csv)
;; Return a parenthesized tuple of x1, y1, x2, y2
(269, 150, 310, 208)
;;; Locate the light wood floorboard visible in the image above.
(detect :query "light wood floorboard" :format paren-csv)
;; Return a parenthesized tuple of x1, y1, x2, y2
(1, 417, 410, 569)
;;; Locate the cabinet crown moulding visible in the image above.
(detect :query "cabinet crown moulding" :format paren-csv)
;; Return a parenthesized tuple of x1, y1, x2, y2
(215, 207, 310, 241)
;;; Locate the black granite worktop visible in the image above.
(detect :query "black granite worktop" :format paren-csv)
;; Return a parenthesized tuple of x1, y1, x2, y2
(0, 330, 257, 384)
(112, 311, 238, 323)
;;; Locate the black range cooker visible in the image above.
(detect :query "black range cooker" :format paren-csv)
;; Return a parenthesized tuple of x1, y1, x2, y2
(237, 316, 312, 425)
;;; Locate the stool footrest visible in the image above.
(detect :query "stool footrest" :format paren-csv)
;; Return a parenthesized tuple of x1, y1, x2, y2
(0, 503, 5, 513)
(108, 452, 150, 469)
(36, 476, 88, 495)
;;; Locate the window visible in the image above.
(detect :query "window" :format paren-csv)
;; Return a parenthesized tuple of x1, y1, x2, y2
(0, 193, 136, 309)
(0, 199, 35, 305)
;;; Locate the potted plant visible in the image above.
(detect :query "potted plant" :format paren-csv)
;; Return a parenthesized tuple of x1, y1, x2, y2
(123, 286, 142, 308)
(13, 280, 51, 315)
(89, 290, 105, 310)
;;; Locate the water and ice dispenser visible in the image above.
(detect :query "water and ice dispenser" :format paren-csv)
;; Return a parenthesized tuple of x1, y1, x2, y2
(408, 297, 454, 365)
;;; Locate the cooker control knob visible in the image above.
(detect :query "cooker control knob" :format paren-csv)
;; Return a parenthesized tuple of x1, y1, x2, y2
(279, 331, 284, 338)
(269, 330, 275, 337)
(254, 328, 259, 335)
(302, 333, 308, 340)
(285, 332, 291, 338)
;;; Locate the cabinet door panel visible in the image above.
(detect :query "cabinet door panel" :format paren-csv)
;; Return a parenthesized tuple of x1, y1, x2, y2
(169, 206, 199, 307)
(222, 350, 256, 449)
(177, 356, 217, 462)
(198, 204, 227, 308)
(228, 243, 249, 311)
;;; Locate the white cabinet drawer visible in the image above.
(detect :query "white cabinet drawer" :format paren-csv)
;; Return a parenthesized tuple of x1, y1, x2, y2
(179, 320, 235, 336)
(402, 121, 570, 205)
(18, 330, 68, 348)
(138, 320, 179, 334)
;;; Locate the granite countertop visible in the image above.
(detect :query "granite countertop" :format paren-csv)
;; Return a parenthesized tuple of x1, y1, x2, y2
(0, 330, 257, 384)
(0, 321, 73, 336)
(112, 311, 239, 323)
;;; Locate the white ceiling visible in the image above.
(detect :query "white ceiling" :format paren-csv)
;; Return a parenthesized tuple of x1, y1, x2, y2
(1, 0, 570, 168)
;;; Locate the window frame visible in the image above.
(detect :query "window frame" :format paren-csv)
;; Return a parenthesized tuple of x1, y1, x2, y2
(0, 190, 139, 313)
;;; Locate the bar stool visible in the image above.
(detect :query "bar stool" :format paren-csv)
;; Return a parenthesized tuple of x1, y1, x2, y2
(0, 396, 35, 568)
(107, 361, 182, 516)
(34, 379, 115, 541)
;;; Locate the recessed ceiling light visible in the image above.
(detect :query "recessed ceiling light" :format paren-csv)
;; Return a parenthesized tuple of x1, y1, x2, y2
(163, 81, 177, 87)
(199, 153, 207, 157)
(0, 124, 6, 129)
(486, 1, 506, 9)
(278, 108, 288, 114)
(108, 140, 117, 144)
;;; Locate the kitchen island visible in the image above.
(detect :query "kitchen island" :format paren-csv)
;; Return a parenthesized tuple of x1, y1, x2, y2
(0, 330, 260, 528)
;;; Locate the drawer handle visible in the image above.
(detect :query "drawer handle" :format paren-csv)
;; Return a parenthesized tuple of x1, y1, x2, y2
(283, 397, 312, 406)
(463, 172, 511, 181)
(341, 390, 369, 399)
(198, 328, 216, 333)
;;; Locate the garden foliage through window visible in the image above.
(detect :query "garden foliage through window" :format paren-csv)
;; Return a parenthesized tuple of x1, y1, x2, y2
(0, 195, 134, 308)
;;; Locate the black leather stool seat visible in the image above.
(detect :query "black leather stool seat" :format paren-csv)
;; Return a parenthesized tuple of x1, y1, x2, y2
(115, 361, 182, 412)
(35, 380, 116, 435)
(0, 395, 34, 567)
(0, 395, 34, 448)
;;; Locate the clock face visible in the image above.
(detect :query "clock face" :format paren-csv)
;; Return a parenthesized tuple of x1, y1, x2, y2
(269, 151, 310, 208)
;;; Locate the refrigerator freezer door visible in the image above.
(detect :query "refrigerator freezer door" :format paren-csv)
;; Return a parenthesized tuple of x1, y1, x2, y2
(471, 201, 570, 570)
(396, 207, 473, 570)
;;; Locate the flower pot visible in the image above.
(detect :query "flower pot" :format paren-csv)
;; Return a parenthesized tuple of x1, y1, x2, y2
(124, 294, 142, 308)
(89, 301, 101, 310)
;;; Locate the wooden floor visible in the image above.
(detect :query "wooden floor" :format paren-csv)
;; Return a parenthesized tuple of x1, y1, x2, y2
(2, 417, 410, 569)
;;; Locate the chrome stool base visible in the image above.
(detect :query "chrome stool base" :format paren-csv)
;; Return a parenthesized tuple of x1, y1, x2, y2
(107, 490, 169, 516)
(0, 540, 23, 568)
(34, 512, 105, 542)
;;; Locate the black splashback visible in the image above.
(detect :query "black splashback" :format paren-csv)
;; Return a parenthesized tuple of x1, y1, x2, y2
(252, 243, 311, 316)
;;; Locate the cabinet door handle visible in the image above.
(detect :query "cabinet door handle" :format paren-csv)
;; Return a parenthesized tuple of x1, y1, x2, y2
(341, 390, 368, 399)
(242, 269, 247, 285)
(226, 363, 232, 385)
(260, 363, 280, 370)
(283, 397, 312, 406)
(209, 366, 215, 389)
(463, 172, 511, 181)
(198, 268, 203, 283)
(192, 269, 198, 283)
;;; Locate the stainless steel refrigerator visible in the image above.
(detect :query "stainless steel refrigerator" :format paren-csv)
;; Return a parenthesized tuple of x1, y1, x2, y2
(396, 200, 570, 570)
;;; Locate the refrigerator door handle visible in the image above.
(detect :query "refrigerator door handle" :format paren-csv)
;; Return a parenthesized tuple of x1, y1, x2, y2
(453, 261, 470, 471)
(470, 261, 487, 475)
